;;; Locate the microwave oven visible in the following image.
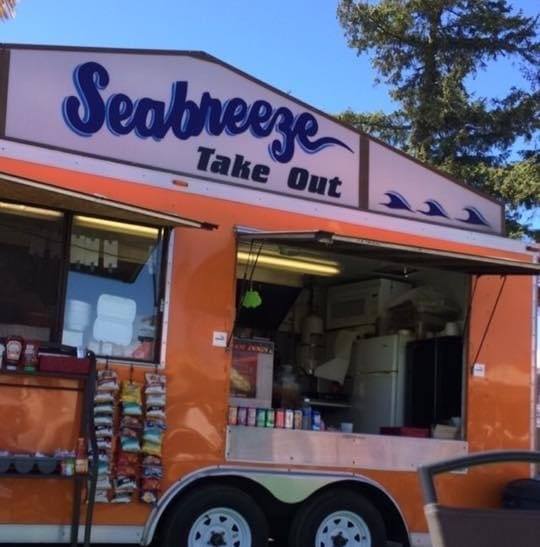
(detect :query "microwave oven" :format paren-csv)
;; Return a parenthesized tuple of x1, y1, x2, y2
(326, 279, 411, 329)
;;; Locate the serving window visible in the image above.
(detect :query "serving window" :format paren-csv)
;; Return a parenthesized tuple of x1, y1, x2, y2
(0, 201, 168, 363)
(228, 230, 538, 441)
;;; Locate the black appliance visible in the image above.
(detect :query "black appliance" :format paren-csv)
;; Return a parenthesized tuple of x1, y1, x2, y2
(405, 336, 463, 428)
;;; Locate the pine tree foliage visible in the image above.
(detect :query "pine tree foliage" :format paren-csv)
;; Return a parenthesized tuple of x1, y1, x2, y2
(0, 0, 16, 20)
(337, 0, 539, 237)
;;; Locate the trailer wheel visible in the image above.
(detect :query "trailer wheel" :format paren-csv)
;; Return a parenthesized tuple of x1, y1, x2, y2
(288, 489, 386, 547)
(161, 485, 269, 547)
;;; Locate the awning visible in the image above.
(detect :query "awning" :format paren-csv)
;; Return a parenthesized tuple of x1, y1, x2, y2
(237, 229, 540, 276)
(0, 172, 217, 230)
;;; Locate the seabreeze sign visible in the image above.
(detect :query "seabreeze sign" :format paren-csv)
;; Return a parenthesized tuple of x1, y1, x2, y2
(3, 48, 360, 206)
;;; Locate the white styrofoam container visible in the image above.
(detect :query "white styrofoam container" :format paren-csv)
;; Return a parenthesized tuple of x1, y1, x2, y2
(62, 329, 84, 348)
(93, 317, 133, 346)
(65, 299, 91, 331)
(96, 294, 137, 322)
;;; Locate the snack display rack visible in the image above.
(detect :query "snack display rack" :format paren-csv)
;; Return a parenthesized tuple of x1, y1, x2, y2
(0, 350, 98, 547)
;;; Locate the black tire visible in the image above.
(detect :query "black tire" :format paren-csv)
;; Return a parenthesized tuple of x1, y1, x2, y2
(288, 488, 386, 547)
(160, 484, 269, 547)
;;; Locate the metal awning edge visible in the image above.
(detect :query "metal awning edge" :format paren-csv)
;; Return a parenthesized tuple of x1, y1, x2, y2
(236, 228, 539, 275)
(0, 172, 217, 230)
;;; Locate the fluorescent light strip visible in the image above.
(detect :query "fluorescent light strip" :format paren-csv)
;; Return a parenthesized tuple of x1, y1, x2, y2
(74, 215, 159, 237)
(0, 201, 63, 219)
(237, 251, 340, 276)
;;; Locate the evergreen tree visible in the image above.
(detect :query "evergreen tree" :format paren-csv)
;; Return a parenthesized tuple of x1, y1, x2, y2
(337, 0, 539, 237)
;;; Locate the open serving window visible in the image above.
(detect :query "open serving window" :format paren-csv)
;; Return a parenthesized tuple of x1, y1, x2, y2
(0, 173, 215, 363)
(228, 229, 539, 444)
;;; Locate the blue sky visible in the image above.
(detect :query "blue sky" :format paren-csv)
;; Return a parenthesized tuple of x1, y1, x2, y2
(1, 0, 537, 115)
(0, 0, 538, 225)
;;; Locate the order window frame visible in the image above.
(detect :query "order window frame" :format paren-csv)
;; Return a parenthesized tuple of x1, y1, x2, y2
(0, 199, 171, 365)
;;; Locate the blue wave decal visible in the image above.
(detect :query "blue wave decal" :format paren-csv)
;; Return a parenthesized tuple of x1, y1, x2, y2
(381, 191, 413, 211)
(417, 199, 449, 218)
(457, 207, 490, 227)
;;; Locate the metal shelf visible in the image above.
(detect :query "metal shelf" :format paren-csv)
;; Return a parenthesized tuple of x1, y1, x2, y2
(0, 351, 98, 547)
(309, 399, 351, 409)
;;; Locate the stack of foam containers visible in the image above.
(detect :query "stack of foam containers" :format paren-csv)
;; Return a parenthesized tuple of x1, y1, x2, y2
(93, 295, 137, 349)
(63, 299, 91, 349)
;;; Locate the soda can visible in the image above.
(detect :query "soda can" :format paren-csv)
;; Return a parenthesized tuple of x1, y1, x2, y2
(256, 408, 266, 427)
(228, 406, 238, 426)
(247, 407, 257, 427)
(294, 410, 303, 430)
(265, 409, 275, 428)
(312, 410, 321, 431)
(285, 409, 294, 429)
(275, 409, 285, 428)
(237, 407, 247, 426)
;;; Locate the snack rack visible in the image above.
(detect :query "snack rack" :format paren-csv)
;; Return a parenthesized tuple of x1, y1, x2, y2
(0, 350, 98, 547)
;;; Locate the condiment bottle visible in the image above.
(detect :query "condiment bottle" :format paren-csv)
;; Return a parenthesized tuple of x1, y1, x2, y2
(75, 438, 88, 475)
(23, 343, 38, 373)
(5, 336, 24, 371)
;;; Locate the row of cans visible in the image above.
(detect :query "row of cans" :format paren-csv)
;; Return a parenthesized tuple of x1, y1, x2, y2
(228, 406, 322, 430)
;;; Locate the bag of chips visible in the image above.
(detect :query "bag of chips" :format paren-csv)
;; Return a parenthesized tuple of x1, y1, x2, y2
(121, 416, 143, 430)
(97, 369, 119, 392)
(140, 490, 158, 504)
(144, 373, 166, 395)
(121, 381, 142, 405)
(122, 402, 143, 416)
(142, 455, 161, 466)
(142, 465, 163, 479)
(120, 437, 140, 453)
(115, 476, 137, 492)
(111, 492, 132, 503)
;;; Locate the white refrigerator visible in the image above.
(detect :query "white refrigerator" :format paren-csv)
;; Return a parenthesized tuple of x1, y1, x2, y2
(350, 334, 411, 434)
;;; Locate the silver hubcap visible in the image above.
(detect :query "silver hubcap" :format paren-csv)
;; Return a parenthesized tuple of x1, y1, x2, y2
(315, 510, 372, 547)
(187, 507, 252, 546)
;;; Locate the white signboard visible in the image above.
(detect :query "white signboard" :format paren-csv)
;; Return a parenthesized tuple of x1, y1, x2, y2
(3, 48, 361, 207)
(369, 141, 503, 233)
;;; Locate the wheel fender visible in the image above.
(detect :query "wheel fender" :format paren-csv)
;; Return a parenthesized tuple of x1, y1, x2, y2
(141, 466, 410, 545)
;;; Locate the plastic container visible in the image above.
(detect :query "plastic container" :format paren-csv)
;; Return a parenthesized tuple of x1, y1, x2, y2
(0, 456, 11, 473)
(13, 456, 35, 474)
(39, 353, 90, 374)
(36, 457, 58, 475)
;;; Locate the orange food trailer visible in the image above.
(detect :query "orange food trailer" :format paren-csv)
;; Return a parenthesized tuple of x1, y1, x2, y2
(0, 45, 538, 547)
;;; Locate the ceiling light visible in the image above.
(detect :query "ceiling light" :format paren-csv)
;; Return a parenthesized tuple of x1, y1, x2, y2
(74, 215, 159, 237)
(0, 201, 63, 219)
(237, 251, 340, 276)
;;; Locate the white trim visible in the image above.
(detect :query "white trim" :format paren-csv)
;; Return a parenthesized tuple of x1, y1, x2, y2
(0, 139, 531, 255)
(159, 231, 175, 368)
(0, 524, 143, 543)
(410, 532, 432, 547)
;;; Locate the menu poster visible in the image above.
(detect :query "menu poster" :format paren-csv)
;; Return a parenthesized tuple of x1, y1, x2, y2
(230, 339, 273, 403)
